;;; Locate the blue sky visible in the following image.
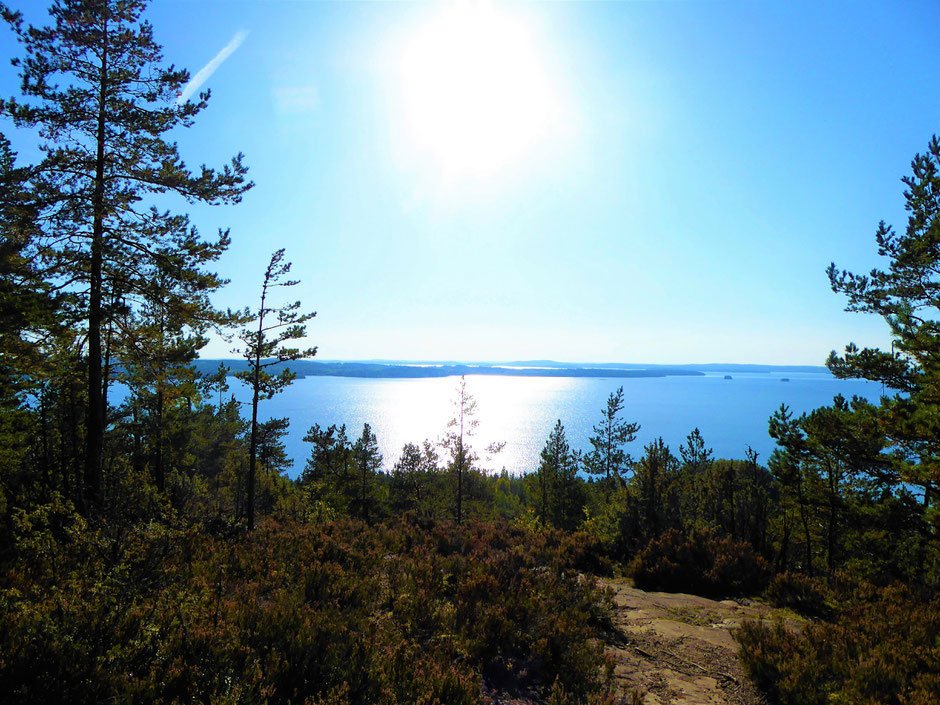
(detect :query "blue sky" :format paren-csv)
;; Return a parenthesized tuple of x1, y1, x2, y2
(3, 1, 939, 364)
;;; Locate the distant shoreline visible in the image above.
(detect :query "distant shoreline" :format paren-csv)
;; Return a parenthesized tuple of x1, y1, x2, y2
(194, 359, 828, 380)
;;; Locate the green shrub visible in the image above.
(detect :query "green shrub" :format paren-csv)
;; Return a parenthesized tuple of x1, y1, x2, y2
(629, 528, 769, 598)
(0, 511, 614, 704)
(765, 571, 832, 619)
(737, 583, 940, 705)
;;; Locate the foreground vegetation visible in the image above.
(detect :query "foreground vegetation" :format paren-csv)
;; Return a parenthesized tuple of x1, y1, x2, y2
(1, 1, 939, 703)
(1, 511, 618, 704)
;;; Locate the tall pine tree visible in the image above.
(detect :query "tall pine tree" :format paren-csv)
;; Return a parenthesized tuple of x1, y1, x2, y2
(827, 136, 940, 550)
(1, 0, 251, 511)
(234, 249, 316, 530)
(584, 386, 640, 487)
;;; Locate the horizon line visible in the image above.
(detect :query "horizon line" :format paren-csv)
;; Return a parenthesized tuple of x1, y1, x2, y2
(195, 357, 829, 369)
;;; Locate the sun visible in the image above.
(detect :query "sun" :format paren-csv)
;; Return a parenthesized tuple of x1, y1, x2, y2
(395, 2, 563, 182)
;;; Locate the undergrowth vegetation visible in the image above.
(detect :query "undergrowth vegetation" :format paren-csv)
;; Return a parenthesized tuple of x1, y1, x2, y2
(736, 583, 940, 705)
(628, 528, 770, 598)
(0, 503, 617, 705)
(763, 571, 832, 620)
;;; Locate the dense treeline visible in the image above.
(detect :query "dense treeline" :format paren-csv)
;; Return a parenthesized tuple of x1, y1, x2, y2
(732, 136, 940, 705)
(1, 1, 939, 704)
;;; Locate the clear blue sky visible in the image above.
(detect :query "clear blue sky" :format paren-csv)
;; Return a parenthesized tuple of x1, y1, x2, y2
(3, 1, 938, 364)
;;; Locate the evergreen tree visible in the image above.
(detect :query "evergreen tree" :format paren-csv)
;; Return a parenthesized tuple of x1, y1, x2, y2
(584, 386, 640, 487)
(391, 442, 423, 515)
(0, 134, 66, 410)
(234, 249, 316, 530)
(200, 362, 231, 413)
(536, 419, 581, 529)
(442, 376, 478, 524)
(738, 446, 772, 555)
(1, 0, 251, 511)
(827, 136, 940, 519)
(769, 404, 817, 576)
(391, 440, 440, 517)
(631, 438, 677, 541)
(0, 133, 75, 511)
(679, 428, 713, 474)
(555, 448, 585, 531)
(536, 420, 566, 527)
(352, 423, 383, 523)
(301, 423, 354, 515)
(117, 229, 228, 494)
(257, 417, 292, 478)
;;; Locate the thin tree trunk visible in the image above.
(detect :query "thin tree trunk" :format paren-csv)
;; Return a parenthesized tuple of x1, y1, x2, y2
(155, 384, 165, 493)
(247, 282, 266, 531)
(154, 310, 166, 493)
(826, 459, 838, 575)
(916, 482, 932, 580)
(457, 403, 464, 524)
(796, 478, 813, 577)
(84, 12, 109, 513)
(728, 464, 736, 539)
(775, 514, 790, 573)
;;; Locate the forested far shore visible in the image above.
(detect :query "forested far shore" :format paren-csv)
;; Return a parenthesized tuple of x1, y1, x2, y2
(192, 359, 708, 379)
(192, 359, 832, 379)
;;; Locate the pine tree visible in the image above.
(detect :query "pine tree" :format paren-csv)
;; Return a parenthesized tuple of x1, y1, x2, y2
(352, 423, 382, 523)
(1, 0, 251, 511)
(536, 419, 571, 528)
(679, 427, 713, 474)
(769, 404, 817, 576)
(584, 386, 640, 487)
(827, 135, 940, 565)
(0, 133, 66, 409)
(302, 423, 354, 514)
(234, 249, 315, 530)
(632, 438, 676, 541)
(200, 362, 231, 413)
(117, 223, 230, 494)
(443, 376, 478, 524)
(391, 441, 441, 516)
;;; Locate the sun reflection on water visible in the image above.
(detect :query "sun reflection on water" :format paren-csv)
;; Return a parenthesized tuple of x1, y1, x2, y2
(236, 372, 884, 479)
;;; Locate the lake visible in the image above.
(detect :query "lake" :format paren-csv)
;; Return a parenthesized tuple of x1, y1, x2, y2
(229, 371, 883, 478)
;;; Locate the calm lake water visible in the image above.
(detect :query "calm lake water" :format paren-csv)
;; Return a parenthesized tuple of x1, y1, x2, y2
(229, 371, 883, 478)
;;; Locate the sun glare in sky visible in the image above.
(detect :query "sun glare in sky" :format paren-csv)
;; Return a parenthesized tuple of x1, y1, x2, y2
(394, 2, 565, 184)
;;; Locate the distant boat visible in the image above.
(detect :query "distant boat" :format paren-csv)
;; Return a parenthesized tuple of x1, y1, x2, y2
(781, 377, 790, 382)
(724, 375, 733, 380)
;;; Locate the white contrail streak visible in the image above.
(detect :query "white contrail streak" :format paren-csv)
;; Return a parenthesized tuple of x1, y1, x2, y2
(177, 30, 249, 104)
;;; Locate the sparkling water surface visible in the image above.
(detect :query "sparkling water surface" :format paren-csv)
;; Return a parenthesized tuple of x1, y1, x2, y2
(229, 371, 883, 478)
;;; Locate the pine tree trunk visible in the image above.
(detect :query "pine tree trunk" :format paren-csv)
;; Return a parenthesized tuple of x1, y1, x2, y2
(84, 13, 109, 513)
(248, 363, 260, 531)
(247, 285, 266, 531)
(154, 312, 166, 493)
(456, 398, 464, 525)
(155, 385, 165, 494)
(797, 478, 813, 577)
(826, 460, 837, 574)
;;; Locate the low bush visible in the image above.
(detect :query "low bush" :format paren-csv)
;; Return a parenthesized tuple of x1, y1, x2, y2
(764, 571, 832, 619)
(629, 528, 769, 598)
(0, 507, 616, 704)
(737, 583, 940, 705)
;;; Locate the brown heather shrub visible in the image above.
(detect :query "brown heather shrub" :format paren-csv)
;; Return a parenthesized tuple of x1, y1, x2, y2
(0, 508, 614, 705)
(765, 571, 832, 619)
(629, 528, 769, 598)
(736, 583, 940, 705)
